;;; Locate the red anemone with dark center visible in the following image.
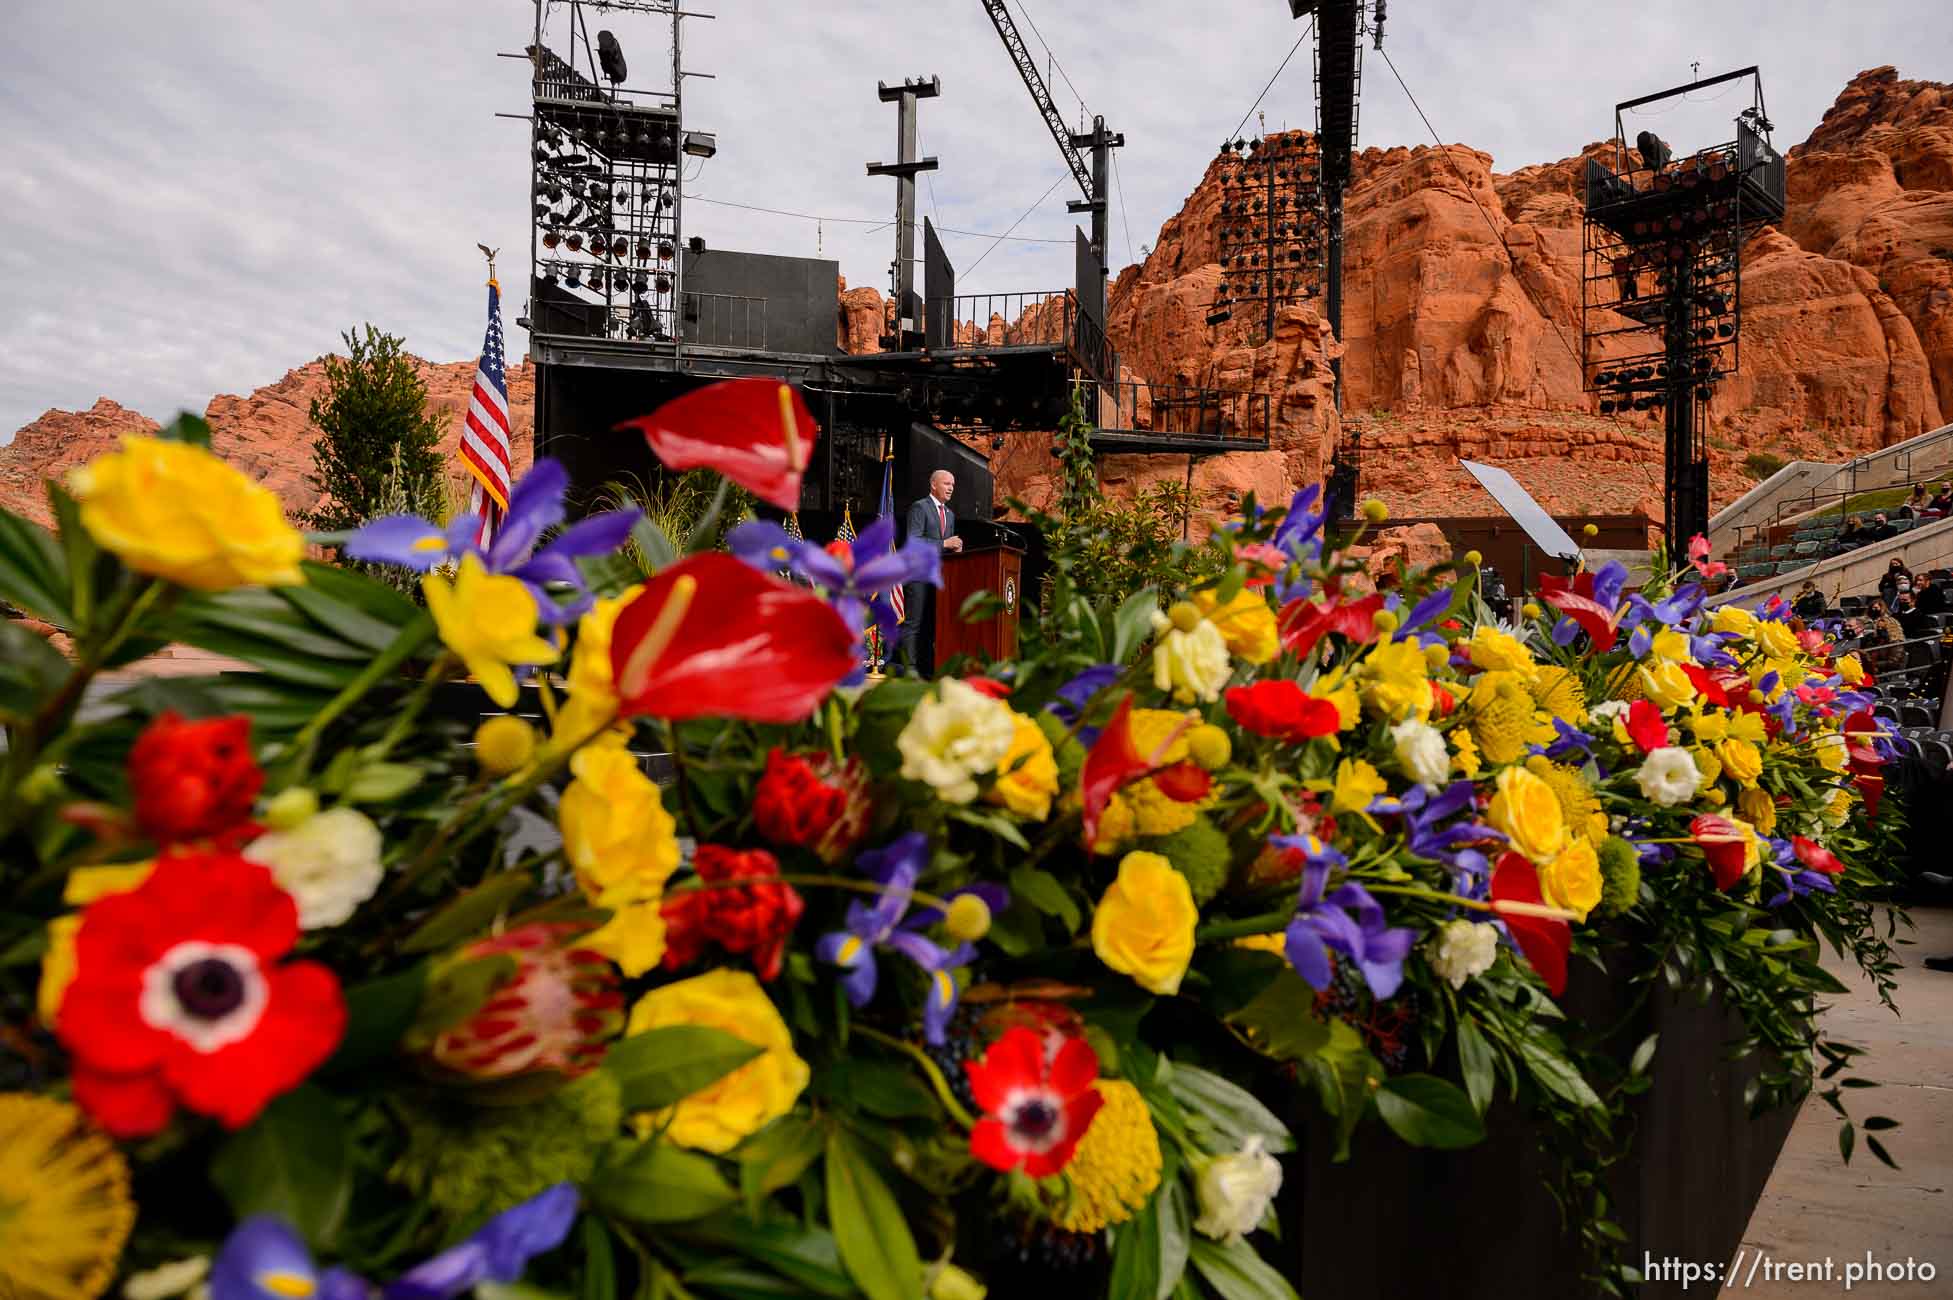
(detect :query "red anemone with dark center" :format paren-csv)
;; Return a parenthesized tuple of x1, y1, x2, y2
(964, 1025, 1104, 1178)
(1489, 851, 1570, 997)
(620, 379, 818, 511)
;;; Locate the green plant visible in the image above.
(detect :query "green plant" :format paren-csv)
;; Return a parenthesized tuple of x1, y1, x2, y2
(304, 325, 449, 533)
(1054, 389, 1098, 520)
(594, 470, 754, 577)
(1743, 451, 1787, 480)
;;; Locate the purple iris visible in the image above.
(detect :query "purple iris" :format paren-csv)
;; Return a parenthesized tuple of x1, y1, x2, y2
(1047, 663, 1121, 746)
(1392, 586, 1456, 647)
(1541, 716, 1597, 763)
(1762, 837, 1839, 909)
(345, 460, 638, 624)
(1622, 583, 1707, 657)
(1373, 781, 1503, 897)
(729, 515, 940, 649)
(814, 832, 988, 1044)
(1269, 832, 1417, 999)
(209, 1185, 577, 1300)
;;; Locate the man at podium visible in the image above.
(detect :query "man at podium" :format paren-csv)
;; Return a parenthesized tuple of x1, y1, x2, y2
(898, 469, 962, 676)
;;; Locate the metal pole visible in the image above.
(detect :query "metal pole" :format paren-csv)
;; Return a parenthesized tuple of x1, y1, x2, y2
(1091, 115, 1111, 325)
(895, 87, 920, 330)
(671, 1, 684, 369)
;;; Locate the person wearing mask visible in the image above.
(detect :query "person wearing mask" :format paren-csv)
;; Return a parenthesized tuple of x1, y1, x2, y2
(1900, 484, 1928, 519)
(1793, 580, 1826, 621)
(1870, 512, 1897, 541)
(1928, 483, 1953, 515)
(1837, 516, 1864, 548)
(1877, 556, 1913, 608)
(1915, 572, 1947, 620)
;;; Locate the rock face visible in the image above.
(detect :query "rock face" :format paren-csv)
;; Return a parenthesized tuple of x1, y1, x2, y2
(2, 359, 534, 528)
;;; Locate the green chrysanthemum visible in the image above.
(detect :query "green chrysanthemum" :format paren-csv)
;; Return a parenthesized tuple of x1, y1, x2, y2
(1597, 836, 1642, 917)
(1147, 816, 1233, 904)
(390, 1070, 621, 1221)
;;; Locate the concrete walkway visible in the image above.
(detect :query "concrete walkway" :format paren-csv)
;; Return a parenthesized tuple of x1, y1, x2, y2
(1721, 906, 1952, 1297)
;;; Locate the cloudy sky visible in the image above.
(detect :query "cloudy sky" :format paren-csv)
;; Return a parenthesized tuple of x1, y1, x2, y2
(2, 1, 1942, 438)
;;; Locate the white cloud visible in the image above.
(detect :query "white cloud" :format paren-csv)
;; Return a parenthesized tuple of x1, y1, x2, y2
(1, 0, 1940, 437)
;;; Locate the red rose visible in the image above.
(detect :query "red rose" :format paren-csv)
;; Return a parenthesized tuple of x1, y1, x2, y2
(661, 845, 805, 982)
(1225, 680, 1342, 743)
(1624, 699, 1668, 754)
(127, 713, 262, 845)
(752, 748, 872, 864)
(57, 850, 344, 1137)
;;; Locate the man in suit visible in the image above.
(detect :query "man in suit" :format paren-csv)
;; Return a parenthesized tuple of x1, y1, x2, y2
(898, 469, 963, 676)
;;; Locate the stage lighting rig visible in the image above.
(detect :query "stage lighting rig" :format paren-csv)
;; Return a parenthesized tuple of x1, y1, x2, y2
(1580, 67, 1785, 547)
(1206, 133, 1327, 339)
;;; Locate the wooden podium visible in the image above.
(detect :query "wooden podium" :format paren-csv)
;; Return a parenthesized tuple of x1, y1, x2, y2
(935, 545, 1023, 664)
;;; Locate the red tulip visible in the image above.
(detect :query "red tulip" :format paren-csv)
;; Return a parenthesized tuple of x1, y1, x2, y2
(1490, 851, 1570, 996)
(610, 552, 859, 723)
(620, 379, 818, 511)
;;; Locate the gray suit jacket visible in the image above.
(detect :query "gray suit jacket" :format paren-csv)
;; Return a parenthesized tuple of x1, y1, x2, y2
(906, 495, 955, 549)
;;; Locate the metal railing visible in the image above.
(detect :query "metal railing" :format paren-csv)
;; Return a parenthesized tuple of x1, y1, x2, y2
(1725, 422, 1953, 554)
(1074, 377, 1273, 447)
(925, 290, 1072, 350)
(680, 291, 766, 350)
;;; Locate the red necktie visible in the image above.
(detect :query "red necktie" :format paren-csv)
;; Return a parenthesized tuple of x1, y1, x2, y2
(937, 501, 947, 537)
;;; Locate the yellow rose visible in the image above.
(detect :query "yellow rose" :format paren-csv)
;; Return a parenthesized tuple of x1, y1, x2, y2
(625, 969, 809, 1152)
(1091, 851, 1198, 995)
(68, 435, 303, 590)
(1712, 605, 1759, 639)
(1716, 738, 1763, 788)
(1539, 838, 1602, 922)
(1649, 628, 1694, 664)
(1488, 766, 1566, 865)
(987, 711, 1060, 821)
(36, 863, 155, 1025)
(1194, 588, 1280, 665)
(1835, 654, 1866, 686)
(425, 553, 560, 709)
(1467, 626, 1536, 677)
(1361, 640, 1434, 722)
(1755, 620, 1799, 661)
(560, 737, 680, 976)
(1637, 661, 1696, 711)
(1737, 786, 1777, 834)
(555, 586, 640, 748)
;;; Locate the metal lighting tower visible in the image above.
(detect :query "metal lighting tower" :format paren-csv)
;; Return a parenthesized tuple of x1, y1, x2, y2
(1579, 68, 1784, 547)
(866, 77, 942, 351)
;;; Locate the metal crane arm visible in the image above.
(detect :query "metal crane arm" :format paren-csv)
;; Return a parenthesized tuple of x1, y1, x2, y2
(978, 0, 1095, 201)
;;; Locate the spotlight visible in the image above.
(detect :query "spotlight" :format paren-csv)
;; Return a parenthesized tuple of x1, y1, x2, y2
(597, 30, 628, 86)
(566, 269, 582, 289)
(682, 131, 718, 159)
(566, 232, 584, 252)
(688, 235, 706, 254)
(542, 229, 561, 250)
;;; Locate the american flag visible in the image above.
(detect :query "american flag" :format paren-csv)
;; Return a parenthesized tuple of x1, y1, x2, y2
(460, 279, 513, 548)
(878, 451, 905, 625)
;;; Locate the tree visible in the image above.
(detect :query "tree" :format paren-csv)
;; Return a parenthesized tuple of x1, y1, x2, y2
(304, 326, 448, 531)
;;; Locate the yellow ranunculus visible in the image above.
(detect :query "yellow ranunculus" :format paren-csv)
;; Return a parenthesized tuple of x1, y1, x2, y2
(1712, 605, 1759, 639)
(1466, 625, 1536, 677)
(425, 553, 560, 709)
(987, 711, 1060, 821)
(1755, 619, 1799, 661)
(1835, 653, 1866, 686)
(1194, 588, 1280, 665)
(1361, 640, 1434, 723)
(1737, 786, 1778, 834)
(624, 969, 809, 1152)
(1539, 837, 1602, 921)
(560, 736, 680, 976)
(555, 586, 641, 748)
(1488, 766, 1566, 865)
(36, 863, 155, 1026)
(1638, 660, 1696, 711)
(68, 435, 303, 590)
(1716, 737, 1763, 788)
(1091, 851, 1198, 995)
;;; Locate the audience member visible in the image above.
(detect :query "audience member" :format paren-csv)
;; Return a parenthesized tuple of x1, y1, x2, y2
(1793, 580, 1826, 621)
(1838, 517, 1865, 547)
(1878, 557, 1913, 607)
(1929, 483, 1953, 514)
(1867, 512, 1897, 542)
(1900, 484, 1928, 519)
(1916, 572, 1947, 619)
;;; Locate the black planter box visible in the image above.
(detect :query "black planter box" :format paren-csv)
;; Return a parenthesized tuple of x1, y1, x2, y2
(1292, 966, 1798, 1299)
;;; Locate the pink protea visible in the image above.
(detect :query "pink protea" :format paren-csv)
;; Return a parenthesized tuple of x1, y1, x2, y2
(428, 923, 623, 1084)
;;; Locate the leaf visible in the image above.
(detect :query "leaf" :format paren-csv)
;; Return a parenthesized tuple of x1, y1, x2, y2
(1108, 1193, 1162, 1300)
(579, 1215, 618, 1300)
(1455, 1015, 1495, 1116)
(1839, 1121, 1856, 1164)
(0, 507, 72, 624)
(1187, 1237, 1301, 1300)
(157, 412, 213, 448)
(1156, 1180, 1192, 1300)
(676, 1215, 855, 1297)
(1865, 1135, 1898, 1169)
(815, 1059, 937, 1120)
(322, 962, 427, 1077)
(824, 1129, 923, 1300)
(47, 485, 96, 630)
(1215, 565, 1245, 607)
(406, 953, 517, 1046)
(209, 1085, 353, 1249)
(1228, 973, 1331, 1063)
(1516, 1040, 1605, 1110)
(1112, 587, 1160, 664)
(1010, 865, 1082, 935)
(1166, 1063, 1295, 1153)
(737, 1116, 827, 1216)
(0, 620, 70, 723)
(1628, 1031, 1660, 1078)
(401, 870, 537, 954)
(631, 515, 680, 574)
(946, 806, 1030, 851)
(1374, 1074, 1486, 1149)
(342, 761, 422, 803)
(604, 1026, 765, 1112)
(594, 1139, 738, 1224)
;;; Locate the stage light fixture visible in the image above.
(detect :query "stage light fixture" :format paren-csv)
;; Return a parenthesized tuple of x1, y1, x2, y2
(566, 269, 582, 289)
(566, 232, 584, 253)
(682, 131, 718, 159)
(597, 31, 628, 86)
(542, 230, 561, 250)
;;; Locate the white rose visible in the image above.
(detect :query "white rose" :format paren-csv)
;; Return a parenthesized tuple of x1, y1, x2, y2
(1389, 719, 1451, 786)
(1193, 1135, 1284, 1245)
(244, 807, 385, 929)
(1152, 615, 1232, 704)
(1634, 746, 1702, 808)
(1428, 918, 1499, 990)
(895, 677, 1016, 804)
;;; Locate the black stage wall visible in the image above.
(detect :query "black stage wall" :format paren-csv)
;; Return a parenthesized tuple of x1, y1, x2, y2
(679, 248, 841, 356)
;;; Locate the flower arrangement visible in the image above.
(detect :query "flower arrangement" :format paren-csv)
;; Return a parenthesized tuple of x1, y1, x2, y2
(0, 385, 1907, 1300)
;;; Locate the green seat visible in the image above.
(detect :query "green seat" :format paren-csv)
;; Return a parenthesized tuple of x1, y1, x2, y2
(1777, 560, 1804, 574)
(1793, 541, 1819, 556)
(1894, 518, 1918, 533)
(1768, 544, 1793, 559)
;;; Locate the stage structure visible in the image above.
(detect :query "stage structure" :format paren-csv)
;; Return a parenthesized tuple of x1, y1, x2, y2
(1580, 67, 1785, 546)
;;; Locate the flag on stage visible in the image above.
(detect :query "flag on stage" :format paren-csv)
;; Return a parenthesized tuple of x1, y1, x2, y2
(877, 453, 906, 626)
(459, 279, 513, 548)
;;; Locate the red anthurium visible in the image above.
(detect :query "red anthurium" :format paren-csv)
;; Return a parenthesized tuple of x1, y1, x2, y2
(1152, 761, 1213, 802)
(611, 552, 858, 723)
(1536, 572, 1622, 651)
(965, 1026, 1104, 1178)
(1841, 711, 1886, 817)
(621, 379, 818, 511)
(1079, 694, 1197, 847)
(1225, 679, 1342, 743)
(962, 676, 1014, 700)
(1792, 835, 1846, 876)
(1278, 592, 1385, 657)
(1679, 663, 1728, 708)
(1625, 699, 1669, 754)
(1489, 851, 1570, 997)
(1689, 814, 1752, 892)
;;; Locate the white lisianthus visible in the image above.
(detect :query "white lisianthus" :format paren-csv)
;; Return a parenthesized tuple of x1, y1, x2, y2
(1590, 699, 1631, 722)
(1389, 719, 1451, 786)
(243, 807, 385, 929)
(1634, 746, 1702, 807)
(896, 677, 1016, 804)
(1193, 1135, 1284, 1244)
(1428, 919, 1499, 990)
(1152, 610, 1232, 704)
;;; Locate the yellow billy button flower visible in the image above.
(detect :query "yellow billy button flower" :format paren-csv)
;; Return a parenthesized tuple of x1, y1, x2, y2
(624, 969, 810, 1152)
(1193, 588, 1280, 665)
(474, 714, 538, 777)
(1464, 549, 1483, 567)
(1092, 851, 1198, 995)
(1187, 723, 1233, 772)
(424, 554, 560, 709)
(1361, 498, 1389, 523)
(68, 435, 304, 590)
(1488, 765, 1566, 865)
(943, 893, 994, 943)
